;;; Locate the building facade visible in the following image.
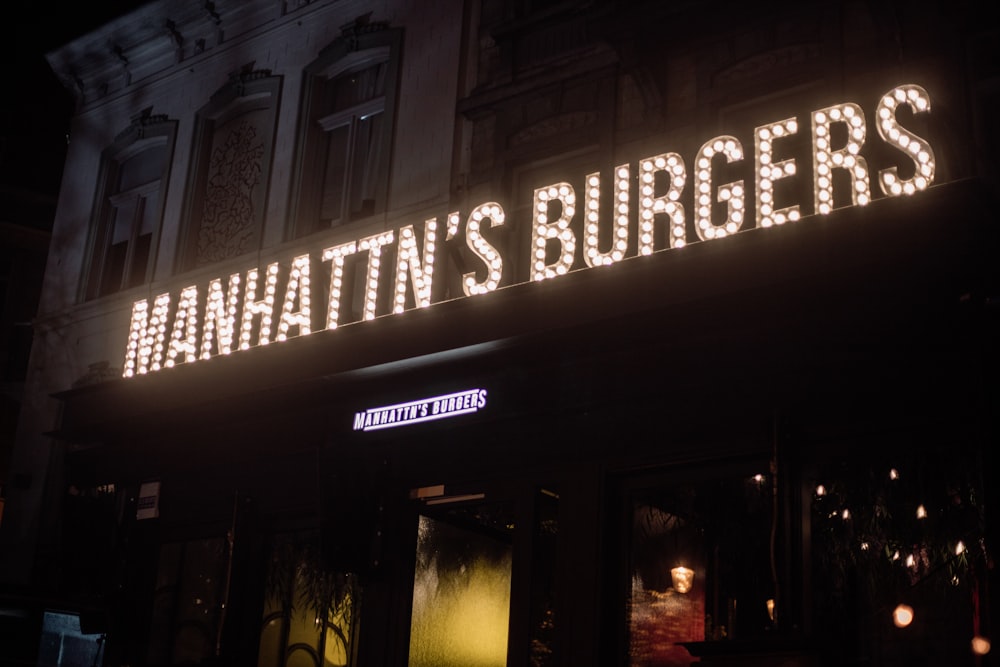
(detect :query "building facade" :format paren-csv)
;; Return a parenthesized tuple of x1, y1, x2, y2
(1, 1, 997, 665)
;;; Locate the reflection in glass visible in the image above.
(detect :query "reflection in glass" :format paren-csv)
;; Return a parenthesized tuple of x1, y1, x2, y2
(147, 537, 227, 665)
(258, 531, 358, 667)
(529, 488, 559, 666)
(408, 505, 513, 667)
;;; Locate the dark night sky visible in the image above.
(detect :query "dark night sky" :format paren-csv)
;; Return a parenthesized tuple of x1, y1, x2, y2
(3, 2, 149, 228)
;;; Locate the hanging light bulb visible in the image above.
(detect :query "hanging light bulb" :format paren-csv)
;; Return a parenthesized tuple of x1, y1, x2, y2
(889, 468, 900, 480)
(916, 504, 927, 519)
(893, 604, 914, 628)
(815, 484, 826, 497)
(956, 541, 966, 555)
(971, 635, 991, 656)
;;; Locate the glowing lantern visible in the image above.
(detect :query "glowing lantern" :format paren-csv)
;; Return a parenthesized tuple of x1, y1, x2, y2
(671, 566, 694, 594)
(893, 604, 914, 628)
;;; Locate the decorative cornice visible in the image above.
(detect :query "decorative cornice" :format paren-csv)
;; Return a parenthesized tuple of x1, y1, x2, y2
(44, 0, 332, 108)
(217, 62, 275, 99)
(340, 12, 390, 52)
(114, 106, 172, 143)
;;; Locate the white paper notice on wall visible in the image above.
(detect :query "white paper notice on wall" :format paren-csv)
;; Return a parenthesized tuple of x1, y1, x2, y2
(136, 481, 161, 520)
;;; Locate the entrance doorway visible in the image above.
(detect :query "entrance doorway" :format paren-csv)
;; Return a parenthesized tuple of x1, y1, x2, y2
(405, 483, 561, 667)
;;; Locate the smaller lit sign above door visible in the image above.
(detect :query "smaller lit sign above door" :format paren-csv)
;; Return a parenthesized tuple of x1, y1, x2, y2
(353, 388, 488, 432)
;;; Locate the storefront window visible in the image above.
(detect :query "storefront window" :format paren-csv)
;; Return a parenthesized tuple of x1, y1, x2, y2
(258, 532, 359, 667)
(407, 503, 514, 667)
(627, 464, 777, 667)
(810, 444, 987, 665)
(146, 537, 228, 664)
(529, 489, 559, 666)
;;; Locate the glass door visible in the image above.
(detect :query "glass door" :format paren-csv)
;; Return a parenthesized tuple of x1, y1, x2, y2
(405, 485, 561, 667)
(408, 501, 514, 667)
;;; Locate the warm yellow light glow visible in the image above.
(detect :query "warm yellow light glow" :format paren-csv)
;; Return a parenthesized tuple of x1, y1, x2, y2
(165, 285, 199, 368)
(638, 152, 686, 253)
(201, 273, 240, 359)
(694, 135, 744, 240)
(815, 484, 826, 496)
(671, 566, 694, 594)
(755, 117, 800, 228)
(766, 598, 776, 622)
(123, 292, 172, 375)
(357, 232, 395, 320)
(841, 508, 851, 520)
(877, 84, 935, 197)
(394, 218, 440, 312)
(893, 604, 914, 628)
(123, 301, 146, 377)
(119, 84, 940, 382)
(409, 516, 511, 667)
(956, 541, 966, 555)
(277, 254, 312, 341)
(583, 164, 630, 267)
(322, 241, 358, 329)
(239, 262, 279, 348)
(812, 102, 870, 215)
(123, 292, 174, 377)
(890, 468, 900, 480)
(531, 184, 576, 280)
(445, 211, 461, 240)
(463, 203, 505, 295)
(972, 635, 991, 656)
(916, 504, 927, 519)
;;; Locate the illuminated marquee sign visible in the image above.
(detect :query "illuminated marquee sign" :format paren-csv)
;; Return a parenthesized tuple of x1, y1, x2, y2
(353, 389, 488, 431)
(123, 84, 936, 378)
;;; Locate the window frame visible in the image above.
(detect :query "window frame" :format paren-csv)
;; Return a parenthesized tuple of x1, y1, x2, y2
(287, 26, 402, 239)
(82, 114, 177, 301)
(610, 455, 803, 665)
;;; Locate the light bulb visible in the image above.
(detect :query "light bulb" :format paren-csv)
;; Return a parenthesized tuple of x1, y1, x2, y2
(893, 604, 914, 628)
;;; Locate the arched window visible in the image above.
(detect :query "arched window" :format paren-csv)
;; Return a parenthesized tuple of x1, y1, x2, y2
(289, 20, 401, 238)
(84, 109, 176, 300)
